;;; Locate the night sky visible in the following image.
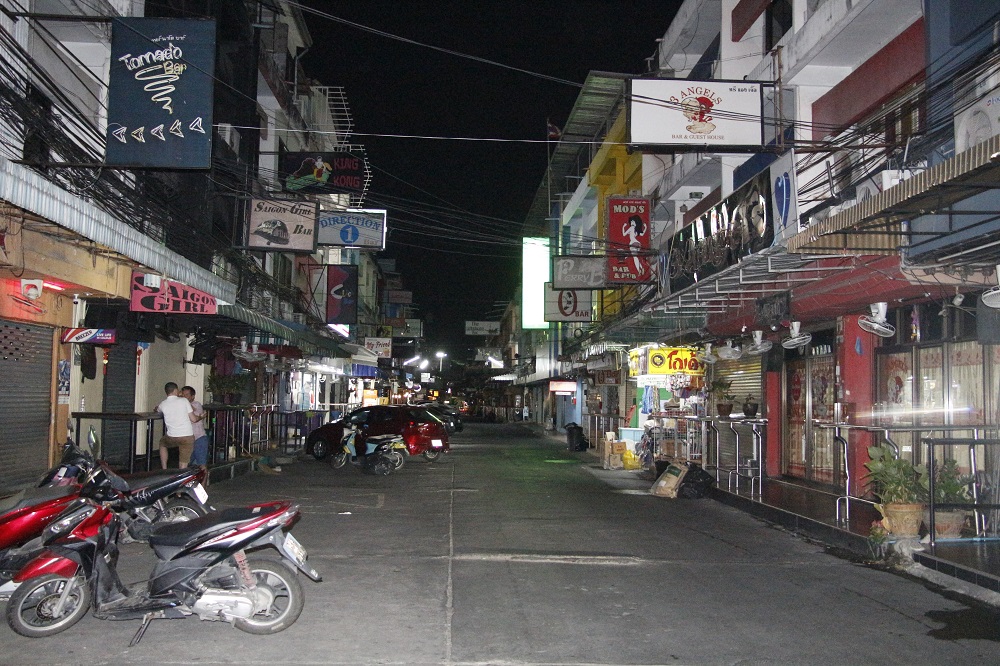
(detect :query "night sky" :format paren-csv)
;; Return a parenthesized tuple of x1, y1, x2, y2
(296, 1, 680, 358)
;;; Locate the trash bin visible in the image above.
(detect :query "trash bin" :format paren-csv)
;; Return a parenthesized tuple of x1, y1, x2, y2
(566, 423, 583, 451)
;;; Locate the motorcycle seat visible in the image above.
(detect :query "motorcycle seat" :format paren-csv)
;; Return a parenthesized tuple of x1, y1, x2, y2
(125, 472, 187, 492)
(0, 485, 77, 515)
(147, 506, 263, 556)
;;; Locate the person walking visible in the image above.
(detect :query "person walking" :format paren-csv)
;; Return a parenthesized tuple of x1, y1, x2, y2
(156, 382, 197, 469)
(181, 385, 210, 479)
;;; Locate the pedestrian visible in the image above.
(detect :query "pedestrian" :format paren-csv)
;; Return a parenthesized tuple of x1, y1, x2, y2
(156, 382, 197, 470)
(181, 385, 210, 479)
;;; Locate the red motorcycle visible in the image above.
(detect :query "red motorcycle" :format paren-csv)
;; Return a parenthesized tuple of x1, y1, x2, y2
(5, 493, 320, 644)
(0, 444, 210, 600)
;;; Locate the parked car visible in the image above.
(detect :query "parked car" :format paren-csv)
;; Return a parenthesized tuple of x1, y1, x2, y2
(306, 405, 450, 461)
(416, 401, 464, 433)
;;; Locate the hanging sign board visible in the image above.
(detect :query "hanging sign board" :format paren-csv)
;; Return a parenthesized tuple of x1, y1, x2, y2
(552, 255, 608, 289)
(247, 199, 317, 252)
(61, 328, 117, 344)
(364, 337, 392, 358)
(106, 18, 216, 168)
(646, 347, 704, 376)
(129, 270, 217, 314)
(317, 209, 387, 248)
(465, 321, 501, 336)
(606, 197, 654, 284)
(281, 151, 367, 194)
(544, 283, 592, 322)
(549, 380, 576, 393)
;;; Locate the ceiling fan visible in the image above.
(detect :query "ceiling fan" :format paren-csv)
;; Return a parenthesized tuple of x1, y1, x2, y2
(716, 340, 742, 360)
(745, 330, 773, 356)
(781, 321, 812, 349)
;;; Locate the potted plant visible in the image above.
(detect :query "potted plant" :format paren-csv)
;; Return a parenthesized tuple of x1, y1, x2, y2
(863, 444, 927, 538)
(207, 374, 247, 405)
(742, 394, 759, 418)
(707, 379, 736, 417)
(920, 458, 972, 539)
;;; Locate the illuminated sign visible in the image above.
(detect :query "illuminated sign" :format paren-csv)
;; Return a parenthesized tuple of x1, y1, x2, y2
(247, 199, 318, 252)
(549, 380, 576, 393)
(607, 196, 653, 284)
(317, 209, 387, 249)
(522, 238, 550, 330)
(646, 347, 704, 376)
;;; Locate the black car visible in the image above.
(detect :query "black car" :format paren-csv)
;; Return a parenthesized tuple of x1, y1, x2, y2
(416, 402, 463, 433)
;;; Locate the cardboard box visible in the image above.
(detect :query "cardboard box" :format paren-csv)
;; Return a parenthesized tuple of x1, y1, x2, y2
(611, 441, 627, 454)
(604, 453, 623, 470)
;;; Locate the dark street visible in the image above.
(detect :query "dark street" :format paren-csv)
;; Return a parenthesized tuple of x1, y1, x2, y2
(2, 423, 998, 665)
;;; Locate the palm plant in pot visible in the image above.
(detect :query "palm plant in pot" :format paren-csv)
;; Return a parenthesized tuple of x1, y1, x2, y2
(707, 379, 736, 417)
(742, 394, 759, 418)
(863, 444, 927, 538)
(920, 458, 972, 539)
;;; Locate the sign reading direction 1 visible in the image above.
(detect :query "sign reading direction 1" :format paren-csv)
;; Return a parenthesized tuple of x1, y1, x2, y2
(317, 209, 387, 248)
(106, 18, 216, 168)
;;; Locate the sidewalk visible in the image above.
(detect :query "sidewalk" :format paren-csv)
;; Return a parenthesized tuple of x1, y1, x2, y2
(529, 422, 1000, 605)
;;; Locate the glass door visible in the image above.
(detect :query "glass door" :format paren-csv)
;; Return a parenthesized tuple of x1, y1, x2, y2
(783, 354, 839, 486)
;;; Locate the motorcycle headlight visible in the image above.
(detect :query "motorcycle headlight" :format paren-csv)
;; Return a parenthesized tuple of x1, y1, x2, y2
(43, 503, 97, 541)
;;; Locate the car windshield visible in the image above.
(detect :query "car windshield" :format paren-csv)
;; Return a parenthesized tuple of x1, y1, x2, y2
(410, 408, 444, 424)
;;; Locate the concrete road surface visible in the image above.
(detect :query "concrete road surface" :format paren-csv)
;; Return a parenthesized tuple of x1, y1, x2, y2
(1, 422, 998, 665)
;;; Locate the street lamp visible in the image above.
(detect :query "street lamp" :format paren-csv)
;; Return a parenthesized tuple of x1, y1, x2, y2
(419, 359, 429, 370)
(435, 351, 447, 372)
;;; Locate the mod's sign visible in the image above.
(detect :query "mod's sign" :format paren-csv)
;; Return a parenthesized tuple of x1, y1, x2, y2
(106, 18, 216, 168)
(606, 197, 653, 284)
(317, 209, 387, 249)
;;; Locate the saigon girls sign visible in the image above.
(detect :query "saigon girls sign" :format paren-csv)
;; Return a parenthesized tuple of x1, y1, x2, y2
(129, 271, 217, 314)
(606, 196, 653, 284)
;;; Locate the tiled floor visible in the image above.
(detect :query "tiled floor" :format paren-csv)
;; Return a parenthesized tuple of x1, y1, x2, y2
(714, 474, 1000, 594)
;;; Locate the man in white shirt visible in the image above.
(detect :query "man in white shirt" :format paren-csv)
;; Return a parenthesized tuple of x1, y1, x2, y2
(157, 382, 197, 469)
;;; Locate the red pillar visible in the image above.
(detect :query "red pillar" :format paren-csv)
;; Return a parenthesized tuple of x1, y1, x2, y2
(839, 315, 876, 496)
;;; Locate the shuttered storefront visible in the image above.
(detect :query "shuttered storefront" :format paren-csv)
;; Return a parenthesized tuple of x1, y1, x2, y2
(714, 356, 763, 470)
(0, 320, 53, 491)
(101, 341, 137, 469)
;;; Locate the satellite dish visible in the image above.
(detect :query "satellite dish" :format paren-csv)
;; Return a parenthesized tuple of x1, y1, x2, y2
(697, 342, 717, 365)
(716, 340, 742, 360)
(982, 265, 1000, 309)
(745, 330, 773, 356)
(781, 321, 812, 349)
(858, 302, 896, 338)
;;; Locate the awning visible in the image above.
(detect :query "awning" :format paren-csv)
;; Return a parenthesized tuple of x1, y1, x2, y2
(217, 304, 344, 357)
(786, 133, 1000, 258)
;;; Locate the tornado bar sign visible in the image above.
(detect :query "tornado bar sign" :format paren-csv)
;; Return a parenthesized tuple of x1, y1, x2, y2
(106, 18, 216, 168)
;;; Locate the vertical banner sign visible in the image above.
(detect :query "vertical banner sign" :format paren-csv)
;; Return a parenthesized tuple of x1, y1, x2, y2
(326, 265, 358, 325)
(606, 197, 652, 284)
(768, 150, 800, 246)
(247, 199, 318, 252)
(106, 18, 216, 168)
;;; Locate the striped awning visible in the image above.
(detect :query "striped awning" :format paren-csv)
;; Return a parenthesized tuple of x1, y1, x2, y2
(217, 304, 344, 357)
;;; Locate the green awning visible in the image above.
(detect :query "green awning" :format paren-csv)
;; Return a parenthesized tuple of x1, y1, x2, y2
(217, 304, 345, 357)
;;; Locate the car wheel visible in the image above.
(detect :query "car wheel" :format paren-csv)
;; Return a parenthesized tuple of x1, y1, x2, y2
(310, 435, 329, 460)
(423, 449, 443, 462)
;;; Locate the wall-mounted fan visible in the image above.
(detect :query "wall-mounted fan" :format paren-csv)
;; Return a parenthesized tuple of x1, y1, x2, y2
(982, 265, 1000, 309)
(858, 302, 896, 338)
(697, 342, 717, 365)
(745, 330, 773, 355)
(716, 340, 742, 360)
(781, 321, 812, 349)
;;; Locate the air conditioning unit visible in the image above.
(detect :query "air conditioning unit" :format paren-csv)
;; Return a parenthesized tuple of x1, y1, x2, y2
(278, 301, 293, 320)
(259, 294, 275, 317)
(291, 313, 307, 325)
(855, 170, 921, 203)
(216, 123, 240, 154)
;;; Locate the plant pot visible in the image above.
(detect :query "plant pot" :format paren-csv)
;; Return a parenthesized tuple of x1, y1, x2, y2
(742, 402, 759, 418)
(881, 502, 924, 538)
(716, 403, 733, 418)
(922, 509, 966, 539)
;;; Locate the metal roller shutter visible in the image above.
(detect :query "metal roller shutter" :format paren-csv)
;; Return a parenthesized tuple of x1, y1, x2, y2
(102, 341, 137, 469)
(0, 320, 53, 492)
(713, 356, 763, 470)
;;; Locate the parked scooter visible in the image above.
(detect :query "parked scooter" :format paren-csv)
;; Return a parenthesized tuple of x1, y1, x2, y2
(5, 494, 321, 643)
(0, 443, 211, 600)
(331, 431, 406, 475)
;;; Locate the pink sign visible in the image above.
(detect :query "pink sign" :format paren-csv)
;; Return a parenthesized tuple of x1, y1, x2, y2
(129, 271, 217, 314)
(606, 197, 653, 284)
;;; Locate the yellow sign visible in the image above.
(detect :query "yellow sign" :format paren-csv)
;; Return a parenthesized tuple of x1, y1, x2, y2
(647, 347, 704, 376)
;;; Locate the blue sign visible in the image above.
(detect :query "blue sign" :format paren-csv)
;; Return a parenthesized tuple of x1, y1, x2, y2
(317, 209, 387, 248)
(340, 225, 360, 244)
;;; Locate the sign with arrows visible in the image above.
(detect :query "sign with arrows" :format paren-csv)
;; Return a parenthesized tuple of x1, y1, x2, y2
(106, 18, 216, 168)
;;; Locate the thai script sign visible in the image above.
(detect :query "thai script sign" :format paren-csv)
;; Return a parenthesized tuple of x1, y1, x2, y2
(552, 255, 607, 289)
(247, 199, 317, 252)
(606, 197, 654, 284)
(317, 209, 387, 248)
(628, 79, 765, 149)
(646, 347, 704, 376)
(129, 271, 217, 314)
(106, 18, 216, 168)
(61, 328, 116, 344)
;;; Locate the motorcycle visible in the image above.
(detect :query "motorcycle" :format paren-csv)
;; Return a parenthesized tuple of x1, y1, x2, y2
(331, 432, 406, 475)
(0, 443, 211, 600)
(5, 493, 321, 643)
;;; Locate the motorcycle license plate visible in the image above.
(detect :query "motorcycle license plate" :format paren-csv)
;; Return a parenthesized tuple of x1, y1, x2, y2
(192, 483, 208, 504)
(283, 532, 308, 567)
(431, 439, 444, 448)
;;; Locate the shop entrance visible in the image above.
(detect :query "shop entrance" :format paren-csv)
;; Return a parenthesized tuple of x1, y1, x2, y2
(783, 354, 840, 486)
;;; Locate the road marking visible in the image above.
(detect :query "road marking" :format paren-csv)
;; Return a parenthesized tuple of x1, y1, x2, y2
(452, 553, 644, 566)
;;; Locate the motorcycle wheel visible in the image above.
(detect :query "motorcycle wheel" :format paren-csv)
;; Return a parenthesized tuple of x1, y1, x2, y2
(423, 449, 443, 462)
(232, 558, 304, 635)
(331, 450, 349, 469)
(160, 497, 207, 522)
(6, 574, 91, 638)
(370, 455, 393, 476)
(310, 435, 329, 461)
(387, 450, 405, 471)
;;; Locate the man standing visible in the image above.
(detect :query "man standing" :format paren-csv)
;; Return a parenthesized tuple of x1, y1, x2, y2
(181, 385, 209, 475)
(156, 382, 197, 469)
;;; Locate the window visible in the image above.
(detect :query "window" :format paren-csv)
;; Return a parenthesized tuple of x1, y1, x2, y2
(765, 0, 793, 51)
